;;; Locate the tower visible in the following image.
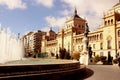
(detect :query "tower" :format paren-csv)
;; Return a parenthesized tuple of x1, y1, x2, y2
(63, 8, 86, 53)
(65, 8, 86, 34)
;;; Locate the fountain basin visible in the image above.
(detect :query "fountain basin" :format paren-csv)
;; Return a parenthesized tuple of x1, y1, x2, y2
(0, 59, 80, 79)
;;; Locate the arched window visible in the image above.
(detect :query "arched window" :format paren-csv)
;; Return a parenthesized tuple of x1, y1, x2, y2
(75, 24, 77, 26)
(78, 46, 80, 49)
(93, 44, 95, 49)
(97, 35, 99, 40)
(119, 41, 120, 49)
(118, 30, 120, 37)
(82, 25, 84, 29)
(111, 19, 113, 24)
(100, 52, 103, 56)
(95, 35, 96, 40)
(81, 45, 83, 51)
(107, 40, 111, 49)
(100, 33, 103, 40)
(100, 43, 103, 50)
(105, 21, 107, 25)
(108, 20, 110, 25)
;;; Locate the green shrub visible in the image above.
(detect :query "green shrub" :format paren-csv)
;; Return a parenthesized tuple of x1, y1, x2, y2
(37, 52, 48, 58)
(51, 52, 55, 57)
(100, 56, 107, 62)
(59, 48, 66, 59)
(64, 52, 71, 59)
(59, 48, 71, 59)
(113, 59, 118, 64)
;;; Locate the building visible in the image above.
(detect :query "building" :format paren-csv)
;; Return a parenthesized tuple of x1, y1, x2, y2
(41, 2, 120, 59)
(23, 30, 46, 56)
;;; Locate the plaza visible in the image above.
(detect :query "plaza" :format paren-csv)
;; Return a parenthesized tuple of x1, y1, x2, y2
(0, 1, 120, 80)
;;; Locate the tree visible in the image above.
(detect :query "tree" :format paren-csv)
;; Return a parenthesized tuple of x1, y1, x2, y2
(64, 52, 71, 59)
(59, 48, 66, 59)
(59, 48, 71, 59)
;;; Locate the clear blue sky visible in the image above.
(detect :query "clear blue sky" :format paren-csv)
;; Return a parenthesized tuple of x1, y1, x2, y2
(0, 0, 118, 36)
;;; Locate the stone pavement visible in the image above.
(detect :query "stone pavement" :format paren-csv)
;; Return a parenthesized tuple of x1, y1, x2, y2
(61, 65, 120, 80)
(85, 65, 120, 80)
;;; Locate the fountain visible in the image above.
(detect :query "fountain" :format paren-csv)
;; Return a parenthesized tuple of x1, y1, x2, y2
(0, 25, 24, 63)
(0, 25, 81, 79)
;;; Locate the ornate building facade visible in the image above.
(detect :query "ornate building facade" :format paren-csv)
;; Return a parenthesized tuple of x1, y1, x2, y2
(41, 2, 120, 59)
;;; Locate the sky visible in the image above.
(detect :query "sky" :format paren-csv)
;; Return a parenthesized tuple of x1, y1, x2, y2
(0, 0, 118, 36)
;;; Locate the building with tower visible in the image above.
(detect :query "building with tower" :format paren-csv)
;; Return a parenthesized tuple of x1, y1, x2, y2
(41, 8, 86, 56)
(41, 2, 120, 59)
(22, 2, 120, 59)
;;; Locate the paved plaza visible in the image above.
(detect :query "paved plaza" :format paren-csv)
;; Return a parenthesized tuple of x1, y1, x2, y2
(62, 65, 120, 80)
(85, 65, 120, 80)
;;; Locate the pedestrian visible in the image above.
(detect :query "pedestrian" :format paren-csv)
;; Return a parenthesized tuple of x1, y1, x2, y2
(56, 54, 58, 59)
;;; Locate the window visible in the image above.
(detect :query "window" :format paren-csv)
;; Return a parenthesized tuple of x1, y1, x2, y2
(100, 43, 103, 50)
(93, 44, 95, 49)
(73, 46, 75, 51)
(119, 41, 120, 49)
(75, 24, 77, 26)
(97, 35, 99, 40)
(100, 52, 103, 56)
(111, 19, 113, 24)
(118, 30, 120, 37)
(107, 40, 111, 49)
(108, 20, 110, 25)
(89, 44, 91, 47)
(68, 45, 70, 52)
(105, 21, 107, 25)
(100, 33, 103, 40)
(78, 46, 80, 50)
(71, 23, 73, 27)
(81, 45, 83, 51)
(78, 31, 81, 34)
(82, 25, 84, 29)
(93, 52, 96, 56)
